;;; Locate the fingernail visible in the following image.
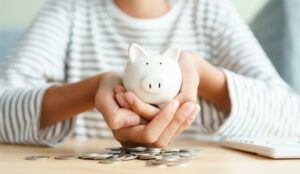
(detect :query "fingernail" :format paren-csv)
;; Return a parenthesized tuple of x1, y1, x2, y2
(119, 85, 125, 93)
(127, 115, 140, 126)
(170, 100, 180, 112)
(126, 93, 134, 104)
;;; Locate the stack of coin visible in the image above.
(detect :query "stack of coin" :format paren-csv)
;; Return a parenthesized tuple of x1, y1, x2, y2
(25, 146, 200, 167)
(25, 155, 50, 160)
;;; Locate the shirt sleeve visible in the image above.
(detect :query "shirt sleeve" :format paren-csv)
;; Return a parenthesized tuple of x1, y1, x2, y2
(197, 0, 300, 137)
(0, 0, 75, 147)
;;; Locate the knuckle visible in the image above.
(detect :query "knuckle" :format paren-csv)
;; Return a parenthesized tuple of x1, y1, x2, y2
(107, 118, 121, 130)
(174, 114, 186, 125)
(183, 115, 196, 128)
(182, 121, 191, 128)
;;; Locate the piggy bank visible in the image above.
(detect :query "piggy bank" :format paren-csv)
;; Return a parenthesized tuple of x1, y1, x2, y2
(122, 43, 182, 106)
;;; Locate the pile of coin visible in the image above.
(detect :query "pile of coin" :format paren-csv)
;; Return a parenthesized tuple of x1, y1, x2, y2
(25, 146, 200, 167)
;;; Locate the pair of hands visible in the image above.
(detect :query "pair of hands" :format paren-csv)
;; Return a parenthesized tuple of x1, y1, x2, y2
(95, 52, 201, 148)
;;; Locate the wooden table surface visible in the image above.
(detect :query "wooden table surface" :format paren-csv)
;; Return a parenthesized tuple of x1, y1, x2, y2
(1, 138, 299, 174)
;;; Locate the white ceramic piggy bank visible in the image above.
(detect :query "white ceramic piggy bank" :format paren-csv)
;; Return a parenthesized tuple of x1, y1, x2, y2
(123, 43, 182, 106)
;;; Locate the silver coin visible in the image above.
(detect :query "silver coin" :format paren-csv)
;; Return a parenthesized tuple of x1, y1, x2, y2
(111, 154, 127, 161)
(146, 148, 162, 153)
(162, 152, 179, 157)
(79, 153, 110, 160)
(179, 152, 198, 159)
(154, 155, 163, 160)
(138, 154, 158, 160)
(54, 155, 77, 160)
(121, 154, 137, 161)
(126, 146, 147, 152)
(99, 155, 121, 164)
(94, 154, 113, 160)
(25, 155, 49, 160)
(129, 152, 143, 156)
(161, 155, 180, 162)
(163, 148, 180, 153)
(180, 148, 200, 154)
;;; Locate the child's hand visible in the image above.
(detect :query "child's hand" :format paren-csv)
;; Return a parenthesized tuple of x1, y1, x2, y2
(113, 95, 200, 148)
(95, 72, 142, 130)
(114, 85, 160, 121)
(112, 52, 201, 147)
(115, 51, 201, 114)
(96, 76, 199, 148)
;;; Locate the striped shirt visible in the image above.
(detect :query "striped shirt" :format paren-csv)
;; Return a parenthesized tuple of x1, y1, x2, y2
(1, 0, 300, 147)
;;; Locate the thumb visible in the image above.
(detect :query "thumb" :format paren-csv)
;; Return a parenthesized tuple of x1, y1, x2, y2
(177, 53, 200, 104)
(96, 86, 140, 130)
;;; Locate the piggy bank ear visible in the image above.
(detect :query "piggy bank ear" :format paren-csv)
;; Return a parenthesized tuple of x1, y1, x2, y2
(128, 43, 147, 63)
(161, 46, 181, 61)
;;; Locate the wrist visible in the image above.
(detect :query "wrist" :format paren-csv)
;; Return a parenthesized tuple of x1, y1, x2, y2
(192, 54, 231, 112)
(41, 73, 103, 128)
(98, 72, 122, 89)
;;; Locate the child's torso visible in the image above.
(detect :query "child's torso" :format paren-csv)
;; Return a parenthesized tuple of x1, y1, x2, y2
(66, 0, 213, 138)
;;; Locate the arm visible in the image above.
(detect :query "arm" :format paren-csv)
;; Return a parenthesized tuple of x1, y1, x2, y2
(202, 0, 300, 137)
(40, 75, 101, 128)
(180, 52, 231, 113)
(0, 0, 76, 146)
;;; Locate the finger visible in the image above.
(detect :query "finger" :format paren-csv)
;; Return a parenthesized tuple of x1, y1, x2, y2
(115, 92, 130, 109)
(124, 92, 160, 120)
(114, 85, 125, 93)
(118, 108, 142, 127)
(119, 142, 141, 148)
(113, 125, 146, 144)
(170, 104, 200, 143)
(153, 102, 195, 147)
(112, 100, 180, 145)
(96, 87, 140, 130)
(115, 135, 142, 148)
(142, 100, 179, 144)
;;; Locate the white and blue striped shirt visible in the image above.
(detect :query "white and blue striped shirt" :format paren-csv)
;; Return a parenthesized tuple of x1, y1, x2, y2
(1, 0, 300, 146)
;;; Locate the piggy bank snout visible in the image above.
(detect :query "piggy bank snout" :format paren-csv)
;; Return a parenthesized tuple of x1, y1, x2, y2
(141, 75, 166, 94)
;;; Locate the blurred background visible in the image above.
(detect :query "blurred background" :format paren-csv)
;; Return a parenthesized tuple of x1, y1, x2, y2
(0, 0, 269, 59)
(1, 0, 300, 93)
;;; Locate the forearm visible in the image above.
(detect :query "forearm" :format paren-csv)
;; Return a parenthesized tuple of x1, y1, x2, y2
(40, 74, 102, 129)
(192, 54, 231, 113)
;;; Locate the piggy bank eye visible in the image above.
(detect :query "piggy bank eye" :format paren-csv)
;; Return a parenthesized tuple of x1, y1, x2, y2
(160, 62, 162, 65)
(146, 62, 149, 65)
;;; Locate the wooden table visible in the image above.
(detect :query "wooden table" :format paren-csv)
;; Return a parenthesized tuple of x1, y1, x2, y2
(1, 138, 299, 174)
